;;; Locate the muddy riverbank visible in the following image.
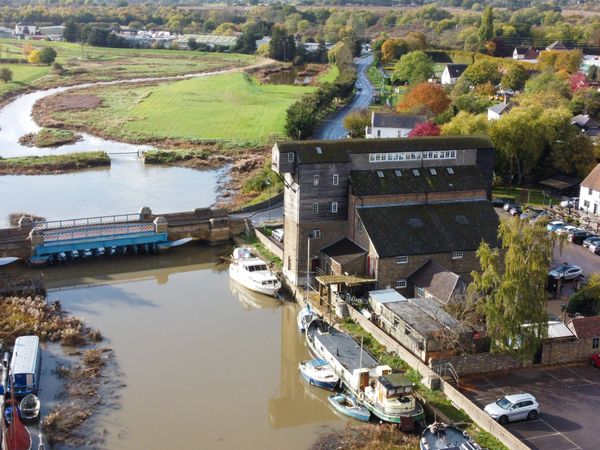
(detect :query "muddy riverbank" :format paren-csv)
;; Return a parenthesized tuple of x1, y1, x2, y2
(0, 151, 110, 175)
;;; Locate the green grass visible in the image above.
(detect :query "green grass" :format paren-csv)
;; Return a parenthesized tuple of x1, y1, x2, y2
(240, 234, 282, 270)
(24, 128, 80, 147)
(0, 151, 110, 174)
(0, 63, 50, 95)
(318, 65, 339, 84)
(493, 186, 551, 206)
(50, 72, 313, 144)
(143, 149, 209, 164)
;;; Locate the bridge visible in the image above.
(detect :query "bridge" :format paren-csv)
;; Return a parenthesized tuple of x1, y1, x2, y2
(0, 206, 246, 266)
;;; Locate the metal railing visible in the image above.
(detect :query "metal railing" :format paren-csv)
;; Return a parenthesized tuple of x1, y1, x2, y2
(433, 362, 460, 388)
(42, 223, 155, 243)
(34, 213, 141, 231)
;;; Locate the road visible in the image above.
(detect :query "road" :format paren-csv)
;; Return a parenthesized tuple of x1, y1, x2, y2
(313, 55, 374, 140)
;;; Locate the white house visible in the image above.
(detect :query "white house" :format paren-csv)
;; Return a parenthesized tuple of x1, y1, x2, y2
(365, 112, 427, 138)
(14, 22, 37, 36)
(487, 102, 514, 121)
(512, 47, 539, 62)
(579, 164, 600, 215)
(440, 64, 468, 85)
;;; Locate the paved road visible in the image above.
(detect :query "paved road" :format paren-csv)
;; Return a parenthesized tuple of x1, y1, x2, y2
(313, 55, 374, 140)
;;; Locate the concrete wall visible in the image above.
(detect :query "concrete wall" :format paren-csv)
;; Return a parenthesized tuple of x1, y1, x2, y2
(346, 307, 529, 450)
(255, 229, 284, 260)
(431, 353, 526, 376)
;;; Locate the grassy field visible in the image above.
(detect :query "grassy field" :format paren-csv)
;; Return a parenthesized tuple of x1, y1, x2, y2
(318, 65, 339, 83)
(47, 72, 314, 144)
(0, 38, 256, 98)
(0, 151, 110, 174)
(493, 186, 552, 207)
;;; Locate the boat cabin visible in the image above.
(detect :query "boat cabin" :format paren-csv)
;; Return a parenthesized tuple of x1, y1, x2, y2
(9, 336, 42, 397)
(377, 372, 414, 401)
(242, 259, 269, 272)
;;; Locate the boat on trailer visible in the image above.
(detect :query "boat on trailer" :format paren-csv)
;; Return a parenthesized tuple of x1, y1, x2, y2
(297, 304, 318, 333)
(229, 247, 281, 297)
(420, 422, 483, 450)
(299, 358, 340, 391)
(328, 393, 371, 422)
(306, 319, 424, 430)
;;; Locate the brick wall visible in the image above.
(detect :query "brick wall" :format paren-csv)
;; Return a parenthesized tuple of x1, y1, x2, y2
(541, 338, 599, 365)
(430, 353, 526, 376)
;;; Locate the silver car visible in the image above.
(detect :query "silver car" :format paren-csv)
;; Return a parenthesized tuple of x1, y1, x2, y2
(484, 393, 539, 425)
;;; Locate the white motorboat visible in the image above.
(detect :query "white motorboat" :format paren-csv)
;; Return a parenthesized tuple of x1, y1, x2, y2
(229, 247, 281, 297)
(297, 304, 318, 333)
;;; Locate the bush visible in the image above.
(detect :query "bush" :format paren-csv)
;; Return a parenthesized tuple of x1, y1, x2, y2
(39, 47, 57, 65)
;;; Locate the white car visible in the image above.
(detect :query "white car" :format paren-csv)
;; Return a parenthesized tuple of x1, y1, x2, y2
(560, 197, 579, 208)
(555, 225, 581, 235)
(548, 264, 583, 280)
(271, 228, 284, 242)
(484, 393, 539, 425)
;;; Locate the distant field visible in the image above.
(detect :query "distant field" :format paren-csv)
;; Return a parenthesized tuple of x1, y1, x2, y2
(46, 72, 314, 144)
(0, 38, 257, 98)
(0, 63, 50, 95)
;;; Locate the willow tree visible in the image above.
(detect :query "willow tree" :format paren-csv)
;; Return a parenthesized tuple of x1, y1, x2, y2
(469, 217, 554, 360)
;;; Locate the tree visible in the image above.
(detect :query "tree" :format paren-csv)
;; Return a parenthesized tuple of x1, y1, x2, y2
(463, 59, 501, 86)
(525, 71, 571, 99)
(343, 109, 370, 138)
(588, 65, 599, 82)
(407, 121, 440, 137)
(328, 39, 353, 70)
(22, 43, 33, 57)
(550, 134, 597, 179)
(397, 82, 451, 116)
(501, 64, 528, 91)
(569, 72, 588, 93)
(187, 38, 199, 51)
(63, 20, 80, 43)
(269, 27, 296, 62)
(285, 101, 318, 139)
(478, 6, 494, 49)
(0, 67, 12, 84)
(567, 274, 600, 316)
(393, 51, 434, 86)
(381, 38, 407, 63)
(441, 112, 489, 135)
(469, 218, 554, 360)
(38, 47, 57, 65)
(27, 49, 41, 65)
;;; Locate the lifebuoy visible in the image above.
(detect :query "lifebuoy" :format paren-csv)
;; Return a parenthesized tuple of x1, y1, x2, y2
(358, 391, 365, 401)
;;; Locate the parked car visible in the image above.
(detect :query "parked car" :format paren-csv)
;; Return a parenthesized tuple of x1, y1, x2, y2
(271, 228, 284, 242)
(484, 393, 539, 425)
(591, 353, 600, 368)
(589, 241, 600, 255)
(555, 225, 581, 236)
(509, 205, 522, 216)
(548, 264, 583, 281)
(560, 197, 579, 208)
(546, 220, 565, 232)
(492, 197, 511, 208)
(571, 231, 595, 245)
(583, 236, 600, 249)
(503, 201, 518, 212)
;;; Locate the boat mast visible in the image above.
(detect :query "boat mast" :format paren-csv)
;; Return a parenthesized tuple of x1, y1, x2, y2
(359, 336, 363, 368)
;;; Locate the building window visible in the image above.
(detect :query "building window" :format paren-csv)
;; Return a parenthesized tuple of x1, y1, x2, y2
(395, 169, 402, 177)
(589, 188, 593, 195)
(447, 167, 454, 174)
(417, 287, 425, 297)
(396, 256, 408, 264)
(313, 174, 319, 186)
(333, 174, 339, 185)
(593, 337, 599, 349)
(405, 325, 412, 335)
(395, 279, 407, 289)
(412, 169, 420, 177)
(429, 168, 437, 175)
(377, 170, 384, 178)
(377, 129, 381, 137)
(311, 229, 321, 239)
(452, 251, 464, 259)
(393, 316, 400, 327)
(331, 202, 338, 213)
(312, 203, 319, 214)
(287, 256, 291, 270)
(584, 200, 590, 208)
(287, 153, 294, 163)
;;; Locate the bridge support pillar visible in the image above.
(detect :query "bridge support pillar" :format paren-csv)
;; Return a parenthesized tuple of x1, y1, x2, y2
(29, 229, 44, 252)
(18, 216, 34, 232)
(140, 206, 153, 222)
(154, 216, 168, 234)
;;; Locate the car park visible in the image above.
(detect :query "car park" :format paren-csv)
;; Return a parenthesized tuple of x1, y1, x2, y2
(571, 231, 595, 245)
(548, 263, 583, 280)
(592, 353, 600, 368)
(583, 236, 600, 249)
(271, 228, 284, 242)
(546, 220, 565, 232)
(484, 393, 539, 425)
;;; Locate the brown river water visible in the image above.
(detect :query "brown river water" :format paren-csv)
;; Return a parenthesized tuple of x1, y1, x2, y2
(33, 244, 346, 449)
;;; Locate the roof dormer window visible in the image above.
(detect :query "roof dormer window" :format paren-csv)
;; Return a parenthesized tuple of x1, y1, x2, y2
(412, 169, 420, 177)
(377, 170, 384, 178)
(447, 167, 454, 174)
(429, 168, 437, 175)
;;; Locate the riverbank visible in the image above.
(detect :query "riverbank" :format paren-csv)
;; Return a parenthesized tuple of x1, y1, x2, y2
(18, 128, 82, 148)
(0, 151, 110, 175)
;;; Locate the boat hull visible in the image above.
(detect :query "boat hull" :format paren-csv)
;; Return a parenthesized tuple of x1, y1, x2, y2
(300, 370, 338, 391)
(328, 394, 371, 422)
(229, 266, 280, 297)
(297, 305, 317, 333)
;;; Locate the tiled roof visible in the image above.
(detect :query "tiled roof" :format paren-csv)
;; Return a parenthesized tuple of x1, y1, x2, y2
(445, 64, 468, 78)
(488, 102, 514, 115)
(350, 165, 486, 196)
(274, 136, 494, 164)
(357, 200, 499, 258)
(321, 238, 366, 265)
(571, 114, 600, 129)
(409, 260, 465, 304)
(582, 164, 600, 191)
(372, 112, 427, 129)
(567, 316, 600, 339)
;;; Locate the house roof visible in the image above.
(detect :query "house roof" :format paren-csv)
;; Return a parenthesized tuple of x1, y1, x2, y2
(488, 102, 514, 115)
(274, 136, 494, 164)
(571, 114, 600, 129)
(546, 41, 568, 51)
(357, 200, 499, 258)
(409, 260, 465, 304)
(372, 112, 427, 129)
(581, 164, 600, 191)
(444, 64, 468, 78)
(385, 298, 460, 337)
(321, 238, 366, 265)
(547, 321, 575, 339)
(369, 288, 407, 304)
(567, 316, 600, 339)
(350, 165, 487, 197)
(539, 174, 580, 191)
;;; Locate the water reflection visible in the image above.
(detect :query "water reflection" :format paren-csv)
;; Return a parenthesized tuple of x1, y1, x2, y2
(33, 245, 345, 449)
(0, 156, 223, 227)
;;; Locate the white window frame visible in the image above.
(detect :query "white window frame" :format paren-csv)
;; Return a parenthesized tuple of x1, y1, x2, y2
(287, 153, 294, 163)
(417, 287, 425, 297)
(447, 167, 454, 174)
(313, 174, 319, 186)
(430, 168, 437, 175)
(395, 279, 407, 289)
(331, 202, 338, 213)
(312, 203, 319, 214)
(396, 256, 408, 264)
(452, 251, 464, 260)
(332, 174, 339, 185)
(311, 229, 321, 239)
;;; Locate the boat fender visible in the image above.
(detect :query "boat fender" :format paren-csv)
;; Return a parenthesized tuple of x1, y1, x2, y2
(358, 391, 364, 401)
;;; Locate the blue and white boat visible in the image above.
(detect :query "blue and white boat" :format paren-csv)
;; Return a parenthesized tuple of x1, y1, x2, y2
(8, 336, 42, 397)
(328, 393, 371, 422)
(297, 304, 317, 333)
(299, 358, 340, 391)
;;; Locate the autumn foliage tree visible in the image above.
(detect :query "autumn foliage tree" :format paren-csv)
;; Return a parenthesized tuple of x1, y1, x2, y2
(397, 82, 451, 115)
(407, 121, 440, 137)
(569, 72, 589, 92)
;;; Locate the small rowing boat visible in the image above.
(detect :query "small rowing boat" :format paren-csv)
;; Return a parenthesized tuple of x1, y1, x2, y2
(328, 393, 370, 422)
